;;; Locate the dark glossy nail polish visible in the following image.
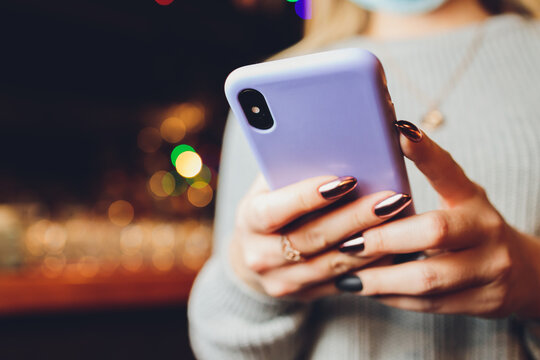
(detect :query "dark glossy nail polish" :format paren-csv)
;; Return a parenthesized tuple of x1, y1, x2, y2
(374, 193, 412, 219)
(319, 176, 357, 200)
(395, 120, 423, 143)
(339, 237, 365, 253)
(335, 274, 363, 292)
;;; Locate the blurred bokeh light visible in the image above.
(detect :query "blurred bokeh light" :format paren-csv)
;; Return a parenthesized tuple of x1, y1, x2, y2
(170, 144, 195, 166)
(0, 0, 301, 357)
(160, 117, 186, 143)
(175, 151, 203, 178)
(108, 200, 135, 227)
(187, 165, 212, 188)
(187, 184, 213, 208)
(172, 103, 206, 133)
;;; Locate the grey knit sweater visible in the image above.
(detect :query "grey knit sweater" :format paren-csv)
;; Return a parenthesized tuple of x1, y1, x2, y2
(188, 14, 540, 359)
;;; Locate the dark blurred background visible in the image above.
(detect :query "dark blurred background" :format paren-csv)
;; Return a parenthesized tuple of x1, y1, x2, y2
(0, 0, 301, 358)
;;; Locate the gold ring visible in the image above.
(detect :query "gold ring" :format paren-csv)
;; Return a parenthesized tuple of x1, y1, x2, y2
(280, 235, 304, 262)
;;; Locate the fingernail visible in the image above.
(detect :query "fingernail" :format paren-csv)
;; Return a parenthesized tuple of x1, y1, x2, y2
(335, 274, 363, 292)
(339, 236, 365, 253)
(395, 120, 423, 143)
(319, 176, 357, 200)
(374, 193, 412, 219)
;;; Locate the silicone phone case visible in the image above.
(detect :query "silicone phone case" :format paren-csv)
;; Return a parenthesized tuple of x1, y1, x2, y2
(225, 48, 414, 213)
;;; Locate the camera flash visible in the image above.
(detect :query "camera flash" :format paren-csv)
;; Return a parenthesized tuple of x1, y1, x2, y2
(251, 106, 261, 114)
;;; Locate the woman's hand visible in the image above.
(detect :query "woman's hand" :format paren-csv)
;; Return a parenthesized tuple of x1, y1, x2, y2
(334, 121, 540, 319)
(229, 173, 412, 299)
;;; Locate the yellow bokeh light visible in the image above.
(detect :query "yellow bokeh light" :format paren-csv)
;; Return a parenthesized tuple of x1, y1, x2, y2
(173, 103, 205, 132)
(43, 223, 67, 254)
(25, 219, 51, 256)
(160, 117, 186, 143)
(108, 200, 134, 227)
(175, 151, 202, 178)
(151, 224, 175, 250)
(77, 256, 100, 278)
(42, 255, 66, 278)
(120, 225, 144, 255)
(121, 253, 143, 272)
(152, 249, 175, 272)
(187, 183, 213, 207)
(148, 170, 169, 198)
(187, 165, 212, 189)
(190, 180, 209, 189)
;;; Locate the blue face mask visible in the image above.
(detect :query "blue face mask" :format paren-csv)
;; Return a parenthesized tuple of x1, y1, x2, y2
(350, 0, 448, 14)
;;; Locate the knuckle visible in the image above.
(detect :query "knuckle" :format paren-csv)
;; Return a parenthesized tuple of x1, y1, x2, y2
(244, 251, 267, 274)
(483, 210, 505, 238)
(474, 184, 488, 199)
(484, 285, 509, 316)
(297, 190, 315, 212)
(328, 255, 353, 275)
(496, 285, 511, 311)
(366, 227, 385, 254)
(494, 284, 509, 305)
(250, 200, 276, 232)
(352, 206, 369, 230)
(492, 246, 513, 280)
(418, 264, 441, 294)
(441, 148, 453, 160)
(441, 149, 459, 169)
(301, 229, 328, 252)
(427, 212, 449, 247)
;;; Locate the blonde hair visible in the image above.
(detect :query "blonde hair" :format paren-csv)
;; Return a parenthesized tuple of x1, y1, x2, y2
(276, 0, 540, 58)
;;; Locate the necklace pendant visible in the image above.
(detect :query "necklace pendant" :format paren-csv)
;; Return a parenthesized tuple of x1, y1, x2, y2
(421, 109, 444, 131)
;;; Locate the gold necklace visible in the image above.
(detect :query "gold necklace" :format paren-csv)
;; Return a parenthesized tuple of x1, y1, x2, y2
(378, 23, 487, 131)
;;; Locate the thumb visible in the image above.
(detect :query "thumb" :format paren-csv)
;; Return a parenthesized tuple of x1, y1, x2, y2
(395, 120, 478, 207)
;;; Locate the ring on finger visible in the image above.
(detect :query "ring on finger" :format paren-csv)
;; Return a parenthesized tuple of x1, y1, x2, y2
(280, 235, 304, 263)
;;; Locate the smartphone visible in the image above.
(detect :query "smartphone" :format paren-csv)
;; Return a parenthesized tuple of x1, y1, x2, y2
(225, 48, 414, 214)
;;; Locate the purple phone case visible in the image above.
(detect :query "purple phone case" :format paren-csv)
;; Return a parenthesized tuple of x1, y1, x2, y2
(225, 48, 414, 214)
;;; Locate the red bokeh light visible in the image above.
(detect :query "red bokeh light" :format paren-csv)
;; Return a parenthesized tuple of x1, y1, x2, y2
(155, 0, 174, 5)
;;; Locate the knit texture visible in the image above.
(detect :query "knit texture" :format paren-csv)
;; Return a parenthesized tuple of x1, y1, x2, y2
(188, 14, 540, 359)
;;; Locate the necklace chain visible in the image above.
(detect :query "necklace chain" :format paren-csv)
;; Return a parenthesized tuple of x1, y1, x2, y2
(377, 23, 487, 130)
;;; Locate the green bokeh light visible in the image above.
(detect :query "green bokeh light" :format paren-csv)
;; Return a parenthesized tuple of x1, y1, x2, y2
(161, 172, 176, 195)
(163, 170, 189, 196)
(186, 165, 212, 188)
(170, 144, 195, 167)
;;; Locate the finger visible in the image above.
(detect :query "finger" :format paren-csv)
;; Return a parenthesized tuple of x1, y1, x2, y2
(345, 249, 493, 296)
(396, 121, 478, 206)
(259, 250, 381, 297)
(286, 256, 396, 301)
(242, 191, 410, 272)
(241, 233, 288, 273)
(242, 175, 358, 233)
(287, 190, 409, 255)
(244, 174, 270, 196)
(374, 283, 505, 317)
(286, 280, 338, 303)
(359, 209, 482, 256)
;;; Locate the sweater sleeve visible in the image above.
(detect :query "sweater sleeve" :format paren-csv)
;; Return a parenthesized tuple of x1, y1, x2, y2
(187, 115, 312, 359)
(525, 321, 540, 360)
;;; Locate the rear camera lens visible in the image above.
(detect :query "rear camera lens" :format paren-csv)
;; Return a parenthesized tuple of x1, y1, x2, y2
(238, 89, 274, 130)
